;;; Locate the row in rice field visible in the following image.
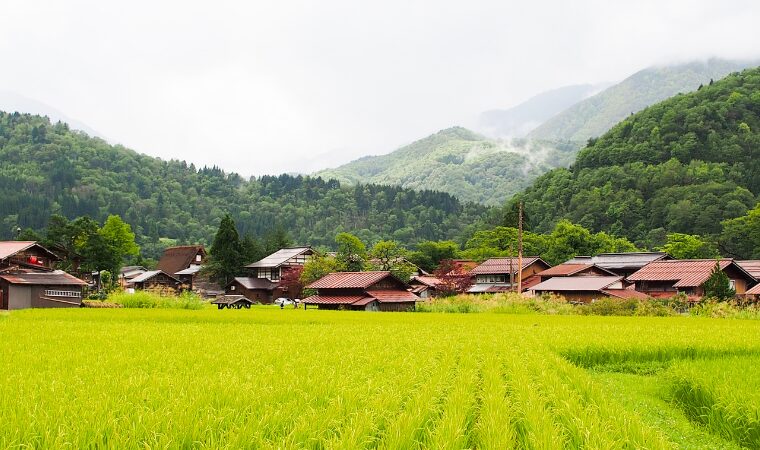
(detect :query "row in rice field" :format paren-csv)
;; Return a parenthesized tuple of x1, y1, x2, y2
(1, 308, 759, 448)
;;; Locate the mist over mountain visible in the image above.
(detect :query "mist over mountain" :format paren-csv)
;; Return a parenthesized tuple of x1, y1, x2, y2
(0, 91, 105, 140)
(477, 83, 610, 138)
(527, 58, 758, 143)
(315, 127, 577, 206)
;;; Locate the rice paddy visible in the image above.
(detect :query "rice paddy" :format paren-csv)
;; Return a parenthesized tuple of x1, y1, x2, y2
(1, 307, 759, 448)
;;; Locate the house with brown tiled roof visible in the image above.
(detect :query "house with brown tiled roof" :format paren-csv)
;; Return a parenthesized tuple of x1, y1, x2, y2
(737, 261, 760, 280)
(408, 275, 441, 298)
(468, 257, 550, 293)
(531, 276, 646, 303)
(536, 263, 617, 283)
(0, 241, 87, 309)
(565, 252, 670, 277)
(628, 259, 756, 299)
(227, 247, 315, 303)
(303, 271, 419, 311)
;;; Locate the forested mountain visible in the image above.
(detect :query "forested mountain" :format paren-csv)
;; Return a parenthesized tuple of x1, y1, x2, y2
(477, 83, 609, 138)
(0, 112, 491, 259)
(520, 66, 760, 255)
(315, 127, 578, 205)
(528, 58, 757, 143)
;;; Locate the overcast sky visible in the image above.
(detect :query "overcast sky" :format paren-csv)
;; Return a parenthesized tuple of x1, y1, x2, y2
(2, 0, 759, 176)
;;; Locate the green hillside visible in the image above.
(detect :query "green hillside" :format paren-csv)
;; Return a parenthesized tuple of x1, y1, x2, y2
(520, 66, 760, 255)
(0, 112, 490, 258)
(528, 59, 757, 143)
(316, 127, 578, 206)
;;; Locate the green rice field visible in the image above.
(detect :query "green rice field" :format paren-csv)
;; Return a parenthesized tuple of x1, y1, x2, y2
(1, 307, 759, 449)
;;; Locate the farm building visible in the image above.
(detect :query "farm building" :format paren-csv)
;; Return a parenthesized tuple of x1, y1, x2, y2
(157, 245, 206, 290)
(225, 277, 279, 303)
(0, 241, 59, 272)
(408, 275, 441, 298)
(566, 252, 670, 277)
(744, 283, 760, 301)
(468, 257, 550, 293)
(119, 265, 147, 286)
(0, 241, 88, 310)
(303, 271, 419, 311)
(231, 247, 315, 303)
(535, 263, 617, 283)
(126, 270, 181, 291)
(737, 261, 760, 280)
(530, 276, 645, 303)
(0, 271, 87, 310)
(627, 259, 756, 298)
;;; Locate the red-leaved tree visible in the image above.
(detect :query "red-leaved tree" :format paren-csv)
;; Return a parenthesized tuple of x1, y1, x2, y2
(278, 266, 305, 299)
(433, 259, 473, 296)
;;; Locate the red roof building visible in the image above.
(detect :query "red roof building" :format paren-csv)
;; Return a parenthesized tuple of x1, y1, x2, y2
(536, 263, 617, 282)
(530, 276, 645, 303)
(737, 261, 760, 280)
(303, 271, 419, 311)
(408, 275, 441, 298)
(468, 257, 550, 293)
(628, 259, 756, 298)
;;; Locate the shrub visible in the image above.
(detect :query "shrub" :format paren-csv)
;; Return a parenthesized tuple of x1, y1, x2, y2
(108, 291, 204, 310)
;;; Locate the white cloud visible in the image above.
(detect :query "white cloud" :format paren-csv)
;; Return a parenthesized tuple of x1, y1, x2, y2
(1, 0, 758, 175)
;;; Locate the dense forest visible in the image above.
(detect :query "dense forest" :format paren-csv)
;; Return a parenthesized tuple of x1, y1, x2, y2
(527, 58, 757, 143)
(0, 112, 492, 259)
(520, 66, 760, 257)
(316, 127, 579, 205)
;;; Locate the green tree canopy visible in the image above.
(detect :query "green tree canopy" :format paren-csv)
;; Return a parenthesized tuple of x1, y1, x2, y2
(335, 232, 367, 272)
(207, 214, 242, 286)
(702, 261, 736, 300)
(660, 233, 719, 259)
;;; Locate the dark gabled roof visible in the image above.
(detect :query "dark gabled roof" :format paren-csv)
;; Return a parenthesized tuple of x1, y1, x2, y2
(628, 259, 755, 287)
(156, 245, 206, 275)
(229, 277, 279, 290)
(128, 270, 180, 284)
(0, 270, 87, 286)
(0, 241, 60, 261)
(469, 257, 549, 275)
(246, 247, 313, 269)
(566, 252, 669, 271)
(211, 295, 254, 305)
(737, 261, 760, 279)
(307, 271, 408, 290)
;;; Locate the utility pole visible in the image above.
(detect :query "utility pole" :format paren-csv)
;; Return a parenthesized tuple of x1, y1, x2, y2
(509, 244, 514, 291)
(517, 201, 523, 293)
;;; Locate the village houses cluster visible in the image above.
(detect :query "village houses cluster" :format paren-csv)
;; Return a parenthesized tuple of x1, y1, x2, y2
(1, 240, 759, 311)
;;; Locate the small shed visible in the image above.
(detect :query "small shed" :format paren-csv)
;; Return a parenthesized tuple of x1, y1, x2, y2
(127, 270, 181, 291)
(225, 277, 280, 303)
(0, 271, 87, 310)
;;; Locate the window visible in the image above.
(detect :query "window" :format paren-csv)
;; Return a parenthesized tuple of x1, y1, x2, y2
(195, 254, 202, 262)
(729, 279, 736, 290)
(45, 289, 81, 298)
(230, 285, 236, 291)
(270, 269, 280, 281)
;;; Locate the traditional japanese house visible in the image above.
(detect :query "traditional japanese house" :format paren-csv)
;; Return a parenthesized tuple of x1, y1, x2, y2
(0, 241, 59, 272)
(737, 261, 760, 280)
(627, 259, 756, 299)
(303, 271, 419, 311)
(530, 276, 646, 303)
(744, 283, 760, 301)
(225, 277, 279, 303)
(468, 257, 551, 293)
(229, 247, 315, 303)
(119, 265, 147, 286)
(566, 252, 670, 278)
(157, 245, 206, 289)
(408, 275, 441, 298)
(126, 270, 181, 291)
(0, 241, 87, 310)
(535, 263, 617, 283)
